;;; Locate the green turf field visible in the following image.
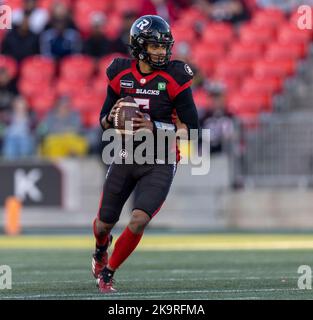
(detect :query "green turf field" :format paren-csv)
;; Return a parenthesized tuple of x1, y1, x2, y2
(1, 234, 313, 300)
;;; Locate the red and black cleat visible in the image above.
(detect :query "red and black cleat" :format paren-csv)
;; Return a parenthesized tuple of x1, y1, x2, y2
(97, 268, 117, 293)
(91, 235, 113, 279)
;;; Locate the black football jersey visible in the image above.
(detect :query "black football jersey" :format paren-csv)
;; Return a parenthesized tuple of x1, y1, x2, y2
(106, 57, 194, 124)
(101, 58, 199, 163)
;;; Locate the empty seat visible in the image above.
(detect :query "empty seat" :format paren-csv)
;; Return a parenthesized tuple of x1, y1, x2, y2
(239, 23, 276, 46)
(202, 23, 234, 47)
(228, 42, 263, 62)
(20, 55, 55, 80)
(252, 8, 286, 28)
(266, 42, 307, 60)
(227, 92, 271, 114)
(60, 55, 95, 80)
(253, 58, 296, 78)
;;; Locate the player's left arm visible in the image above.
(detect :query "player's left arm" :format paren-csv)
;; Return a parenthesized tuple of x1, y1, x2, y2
(173, 87, 200, 140)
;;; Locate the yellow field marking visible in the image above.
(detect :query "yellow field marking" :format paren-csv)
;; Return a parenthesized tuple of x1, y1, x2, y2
(1, 234, 313, 250)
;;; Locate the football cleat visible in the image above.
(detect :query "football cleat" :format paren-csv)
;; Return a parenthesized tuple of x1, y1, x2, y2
(92, 235, 113, 278)
(97, 268, 117, 293)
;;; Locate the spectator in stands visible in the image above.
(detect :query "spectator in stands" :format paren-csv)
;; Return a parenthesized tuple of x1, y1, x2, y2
(83, 13, 114, 59)
(0, 67, 17, 113)
(111, 11, 138, 55)
(1, 16, 40, 62)
(12, 0, 49, 34)
(44, 1, 77, 31)
(139, 0, 179, 23)
(38, 96, 88, 158)
(196, 0, 250, 24)
(2, 96, 36, 159)
(201, 84, 235, 153)
(40, 16, 82, 60)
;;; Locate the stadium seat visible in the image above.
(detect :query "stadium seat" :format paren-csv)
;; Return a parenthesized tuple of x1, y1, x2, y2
(60, 55, 95, 80)
(253, 58, 297, 78)
(112, 0, 141, 14)
(266, 42, 307, 60)
(171, 24, 196, 43)
(72, 90, 104, 113)
(239, 23, 276, 46)
(191, 43, 225, 76)
(56, 77, 89, 97)
(202, 23, 234, 47)
(210, 75, 241, 94)
(193, 88, 212, 110)
(0, 55, 17, 79)
(3, 0, 22, 10)
(215, 58, 252, 80)
(20, 55, 55, 81)
(91, 76, 109, 96)
(18, 77, 51, 97)
(29, 88, 57, 117)
(227, 92, 271, 114)
(38, 0, 72, 10)
(252, 8, 286, 28)
(228, 42, 263, 62)
(242, 75, 283, 95)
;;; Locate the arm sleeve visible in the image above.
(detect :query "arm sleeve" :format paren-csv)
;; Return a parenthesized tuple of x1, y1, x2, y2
(173, 87, 200, 140)
(99, 85, 119, 130)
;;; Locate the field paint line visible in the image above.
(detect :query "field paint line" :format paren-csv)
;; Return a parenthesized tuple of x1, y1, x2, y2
(3, 235, 313, 250)
(0, 288, 303, 299)
(14, 276, 300, 285)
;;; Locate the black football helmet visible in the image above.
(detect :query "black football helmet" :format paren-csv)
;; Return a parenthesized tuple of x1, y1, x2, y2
(129, 15, 174, 69)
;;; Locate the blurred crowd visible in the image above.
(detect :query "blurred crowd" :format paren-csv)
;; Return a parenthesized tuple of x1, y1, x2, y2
(0, 0, 311, 159)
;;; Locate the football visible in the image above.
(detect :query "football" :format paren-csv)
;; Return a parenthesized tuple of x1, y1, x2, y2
(114, 96, 139, 135)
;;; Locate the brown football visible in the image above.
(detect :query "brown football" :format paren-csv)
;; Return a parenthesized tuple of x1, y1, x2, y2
(114, 96, 139, 135)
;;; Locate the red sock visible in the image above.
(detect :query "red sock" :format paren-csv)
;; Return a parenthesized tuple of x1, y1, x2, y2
(93, 218, 109, 247)
(108, 227, 143, 270)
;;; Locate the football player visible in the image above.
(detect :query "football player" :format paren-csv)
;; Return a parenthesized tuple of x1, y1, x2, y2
(92, 15, 199, 293)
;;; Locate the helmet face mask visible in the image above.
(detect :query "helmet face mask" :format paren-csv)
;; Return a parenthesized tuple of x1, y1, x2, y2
(130, 15, 174, 70)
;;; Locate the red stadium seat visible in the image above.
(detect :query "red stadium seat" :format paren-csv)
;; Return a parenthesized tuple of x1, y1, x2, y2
(266, 42, 307, 60)
(193, 88, 212, 110)
(242, 75, 283, 95)
(228, 42, 264, 62)
(171, 24, 196, 43)
(56, 78, 89, 97)
(72, 90, 104, 113)
(60, 55, 95, 80)
(252, 8, 286, 28)
(18, 77, 52, 97)
(0, 55, 17, 79)
(227, 92, 271, 114)
(215, 58, 252, 80)
(84, 110, 101, 128)
(3, 0, 22, 10)
(20, 55, 55, 81)
(202, 23, 234, 47)
(210, 75, 241, 94)
(38, 0, 72, 10)
(253, 58, 297, 78)
(239, 23, 276, 46)
(112, 0, 142, 14)
(191, 43, 225, 76)
(91, 76, 109, 96)
(29, 88, 57, 117)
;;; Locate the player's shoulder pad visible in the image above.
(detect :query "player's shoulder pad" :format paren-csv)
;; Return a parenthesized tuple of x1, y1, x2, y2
(166, 60, 194, 86)
(106, 57, 132, 82)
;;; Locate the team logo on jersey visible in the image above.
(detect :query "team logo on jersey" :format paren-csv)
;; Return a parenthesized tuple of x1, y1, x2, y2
(184, 63, 194, 76)
(120, 80, 134, 88)
(158, 82, 166, 90)
(136, 89, 160, 95)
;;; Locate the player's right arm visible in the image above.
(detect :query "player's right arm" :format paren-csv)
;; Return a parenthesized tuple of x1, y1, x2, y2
(99, 58, 130, 130)
(99, 86, 124, 130)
